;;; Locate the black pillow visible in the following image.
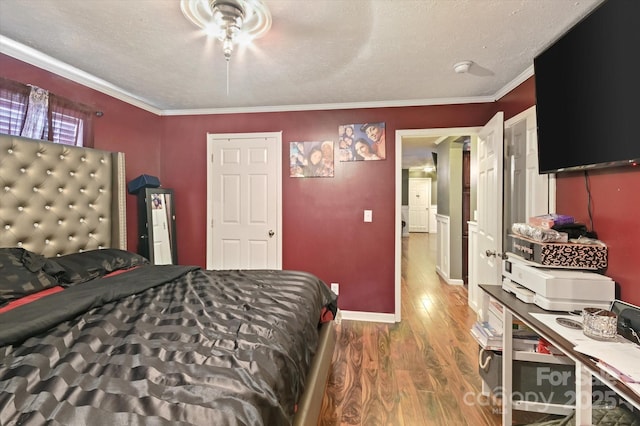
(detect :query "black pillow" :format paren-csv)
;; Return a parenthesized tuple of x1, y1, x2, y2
(0, 248, 60, 304)
(47, 248, 149, 285)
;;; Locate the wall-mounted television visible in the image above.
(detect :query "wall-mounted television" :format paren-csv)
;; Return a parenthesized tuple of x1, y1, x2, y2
(534, 0, 640, 174)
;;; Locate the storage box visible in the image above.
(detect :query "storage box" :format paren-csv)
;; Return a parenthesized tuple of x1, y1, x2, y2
(127, 174, 160, 194)
(509, 235, 607, 270)
(479, 349, 575, 406)
(528, 214, 574, 229)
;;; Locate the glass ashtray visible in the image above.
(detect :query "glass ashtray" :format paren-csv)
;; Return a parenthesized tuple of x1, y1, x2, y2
(582, 307, 617, 340)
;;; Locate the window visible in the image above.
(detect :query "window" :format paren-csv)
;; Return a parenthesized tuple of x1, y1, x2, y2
(0, 77, 94, 147)
(47, 110, 85, 146)
(0, 81, 28, 136)
(46, 95, 93, 147)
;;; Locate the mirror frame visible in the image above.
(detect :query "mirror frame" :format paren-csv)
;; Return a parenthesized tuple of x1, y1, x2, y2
(137, 188, 178, 264)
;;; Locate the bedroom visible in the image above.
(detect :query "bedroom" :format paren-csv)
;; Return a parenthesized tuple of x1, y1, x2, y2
(2, 0, 640, 424)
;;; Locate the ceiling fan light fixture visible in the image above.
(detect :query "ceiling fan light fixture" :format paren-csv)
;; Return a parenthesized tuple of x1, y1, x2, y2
(181, 0, 271, 61)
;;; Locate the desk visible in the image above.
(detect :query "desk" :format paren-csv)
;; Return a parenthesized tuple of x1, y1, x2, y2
(480, 284, 640, 425)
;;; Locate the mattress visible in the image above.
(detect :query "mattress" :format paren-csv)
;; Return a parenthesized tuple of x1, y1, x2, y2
(0, 261, 337, 425)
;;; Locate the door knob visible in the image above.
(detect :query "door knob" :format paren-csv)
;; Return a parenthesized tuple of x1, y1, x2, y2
(268, 230, 275, 237)
(485, 250, 507, 259)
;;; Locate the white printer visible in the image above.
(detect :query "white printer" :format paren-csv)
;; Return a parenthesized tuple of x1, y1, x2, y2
(502, 254, 615, 311)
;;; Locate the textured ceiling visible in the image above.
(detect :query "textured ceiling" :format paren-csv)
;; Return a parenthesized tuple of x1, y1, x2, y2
(0, 0, 603, 114)
(0, 0, 603, 169)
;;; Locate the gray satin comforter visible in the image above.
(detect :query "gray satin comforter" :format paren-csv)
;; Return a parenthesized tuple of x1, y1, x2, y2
(0, 266, 337, 426)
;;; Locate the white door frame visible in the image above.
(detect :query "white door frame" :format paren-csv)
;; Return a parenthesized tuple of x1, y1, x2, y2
(476, 113, 504, 297)
(504, 106, 556, 217)
(395, 127, 481, 322)
(206, 131, 282, 270)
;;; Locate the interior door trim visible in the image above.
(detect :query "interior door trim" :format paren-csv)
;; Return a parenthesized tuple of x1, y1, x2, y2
(205, 131, 282, 270)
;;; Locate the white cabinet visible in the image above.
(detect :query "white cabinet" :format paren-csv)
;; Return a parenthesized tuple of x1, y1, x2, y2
(436, 214, 450, 282)
(429, 204, 437, 233)
(436, 214, 463, 285)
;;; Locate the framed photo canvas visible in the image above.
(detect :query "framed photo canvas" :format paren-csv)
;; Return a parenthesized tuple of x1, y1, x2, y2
(339, 122, 385, 161)
(290, 141, 334, 177)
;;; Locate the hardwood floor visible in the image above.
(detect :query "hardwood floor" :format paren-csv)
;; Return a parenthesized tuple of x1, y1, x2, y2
(318, 233, 547, 425)
(318, 233, 499, 425)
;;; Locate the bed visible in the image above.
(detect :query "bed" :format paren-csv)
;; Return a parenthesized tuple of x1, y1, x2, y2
(0, 134, 337, 426)
(523, 406, 640, 425)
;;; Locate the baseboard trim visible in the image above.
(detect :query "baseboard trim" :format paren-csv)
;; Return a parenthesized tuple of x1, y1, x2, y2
(339, 310, 397, 323)
(436, 269, 464, 286)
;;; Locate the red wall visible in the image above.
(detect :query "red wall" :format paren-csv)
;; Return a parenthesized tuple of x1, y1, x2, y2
(161, 105, 496, 313)
(496, 76, 640, 306)
(496, 77, 536, 121)
(555, 169, 640, 306)
(3, 55, 639, 310)
(0, 54, 162, 249)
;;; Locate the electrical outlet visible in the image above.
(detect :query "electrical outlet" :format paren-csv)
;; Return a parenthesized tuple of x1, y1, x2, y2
(331, 283, 339, 295)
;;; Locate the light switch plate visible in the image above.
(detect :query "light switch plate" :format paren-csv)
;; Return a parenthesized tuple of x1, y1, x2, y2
(331, 283, 339, 295)
(364, 210, 372, 222)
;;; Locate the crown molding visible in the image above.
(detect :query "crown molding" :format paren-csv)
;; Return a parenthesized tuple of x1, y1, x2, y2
(2, 36, 532, 117)
(160, 96, 493, 116)
(0, 36, 163, 115)
(493, 65, 535, 101)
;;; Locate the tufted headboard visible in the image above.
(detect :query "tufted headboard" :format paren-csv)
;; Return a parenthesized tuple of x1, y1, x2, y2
(0, 134, 126, 256)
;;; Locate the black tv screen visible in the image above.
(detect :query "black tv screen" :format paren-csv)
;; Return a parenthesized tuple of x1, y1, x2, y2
(534, 0, 640, 174)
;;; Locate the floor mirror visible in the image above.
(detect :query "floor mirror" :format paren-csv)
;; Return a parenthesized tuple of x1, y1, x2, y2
(137, 188, 178, 265)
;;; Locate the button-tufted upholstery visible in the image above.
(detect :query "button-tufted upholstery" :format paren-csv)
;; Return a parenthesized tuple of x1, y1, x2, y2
(0, 134, 126, 256)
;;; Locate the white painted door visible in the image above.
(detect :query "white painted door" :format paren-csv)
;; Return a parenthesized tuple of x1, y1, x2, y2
(206, 132, 282, 270)
(504, 106, 555, 248)
(408, 178, 431, 232)
(523, 108, 553, 218)
(505, 120, 526, 237)
(477, 112, 504, 291)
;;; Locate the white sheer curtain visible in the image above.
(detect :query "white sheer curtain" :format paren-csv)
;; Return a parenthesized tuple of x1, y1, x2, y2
(1, 78, 94, 147)
(20, 85, 49, 139)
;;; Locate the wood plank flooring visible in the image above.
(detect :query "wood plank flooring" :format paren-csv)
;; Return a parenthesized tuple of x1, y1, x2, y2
(318, 233, 547, 426)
